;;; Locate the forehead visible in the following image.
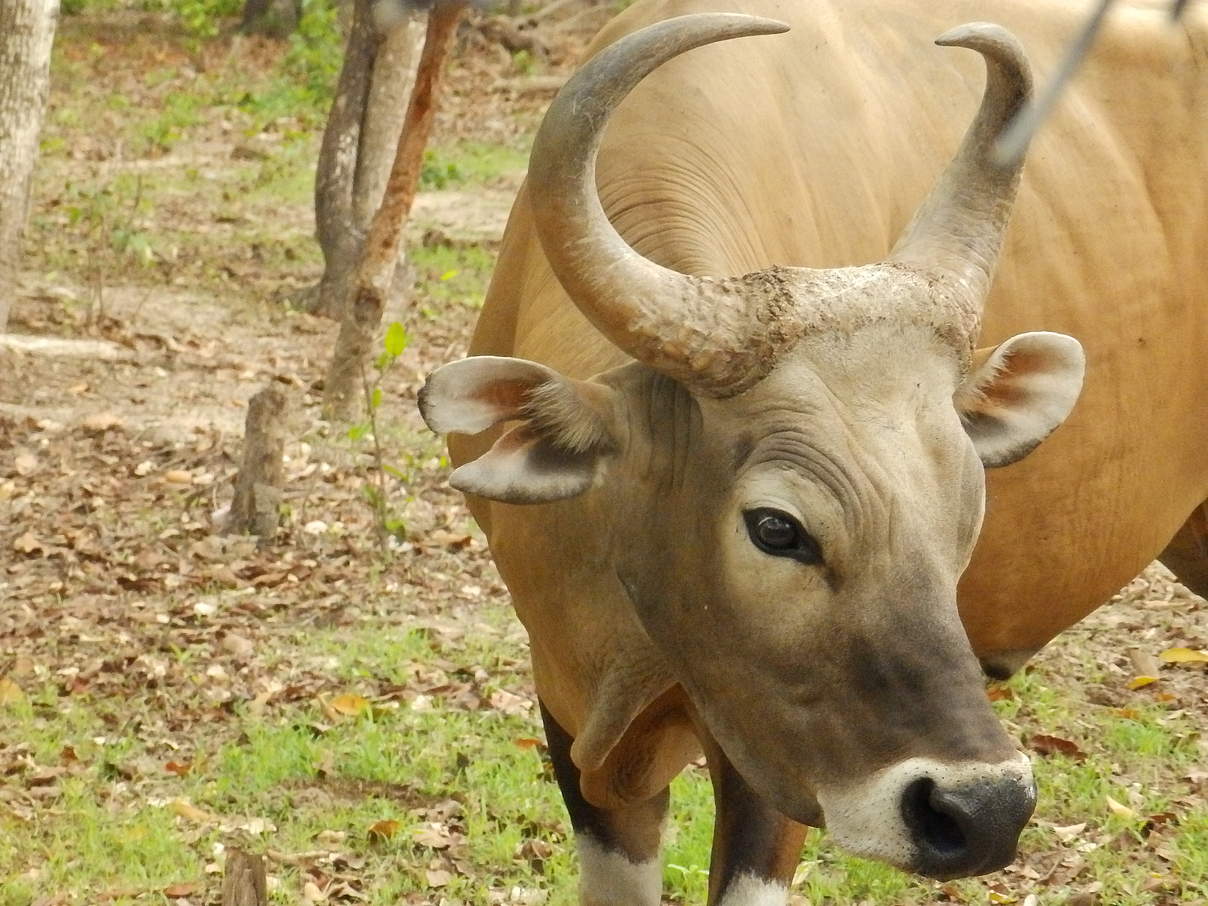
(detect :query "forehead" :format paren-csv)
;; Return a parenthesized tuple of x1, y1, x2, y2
(707, 325, 965, 442)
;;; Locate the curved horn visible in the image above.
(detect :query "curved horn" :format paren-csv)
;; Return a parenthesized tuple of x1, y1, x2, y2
(527, 14, 792, 397)
(889, 24, 1034, 308)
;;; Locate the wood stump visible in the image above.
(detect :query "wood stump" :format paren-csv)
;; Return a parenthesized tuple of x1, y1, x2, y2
(221, 849, 267, 906)
(225, 383, 290, 538)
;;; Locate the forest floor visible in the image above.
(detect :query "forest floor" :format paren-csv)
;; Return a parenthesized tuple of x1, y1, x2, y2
(1, 4, 1207, 906)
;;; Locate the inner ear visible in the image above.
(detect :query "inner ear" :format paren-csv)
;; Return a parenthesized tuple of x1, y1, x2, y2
(955, 331, 1085, 468)
(418, 356, 622, 504)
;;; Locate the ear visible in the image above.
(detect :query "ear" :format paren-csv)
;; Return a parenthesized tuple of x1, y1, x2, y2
(418, 356, 620, 504)
(954, 331, 1085, 468)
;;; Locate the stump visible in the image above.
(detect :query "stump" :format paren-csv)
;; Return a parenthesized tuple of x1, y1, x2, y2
(221, 849, 267, 906)
(225, 383, 290, 538)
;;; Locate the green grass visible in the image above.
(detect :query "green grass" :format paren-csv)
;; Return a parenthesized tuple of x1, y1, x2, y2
(420, 141, 530, 192)
(6, 620, 1208, 905)
(411, 243, 496, 311)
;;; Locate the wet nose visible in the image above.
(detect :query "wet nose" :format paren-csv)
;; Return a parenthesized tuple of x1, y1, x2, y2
(901, 774, 1037, 879)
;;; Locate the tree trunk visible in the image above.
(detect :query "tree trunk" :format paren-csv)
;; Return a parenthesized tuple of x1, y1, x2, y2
(239, 0, 300, 38)
(308, 0, 421, 320)
(0, 0, 59, 334)
(322, 0, 468, 420)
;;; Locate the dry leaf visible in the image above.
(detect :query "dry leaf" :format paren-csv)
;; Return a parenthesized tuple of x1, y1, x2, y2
(329, 693, 370, 717)
(169, 798, 215, 823)
(162, 882, 200, 897)
(1159, 647, 1208, 664)
(1052, 822, 1087, 842)
(1128, 648, 1162, 677)
(1127, 675, 1159, 690)
(0, 677, 25, 706)
(1029, 734, 1085, 760)
(12, 532, 42, 554)
(163, 469, 193, 485)
(164, 761, 192, 777)
(513, 737, 545, 750)
(1106, 795, 1138, 820)
(425, 868, 453, 887)
(222, 633, 255, 658)
(368, 819, 401, 840)
(986, 685, 1014, 702)
(81, 411, 122, 432)
(14, 452, 37, 475)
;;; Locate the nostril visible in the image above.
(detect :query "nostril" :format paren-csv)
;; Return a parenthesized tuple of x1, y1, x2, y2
(901, 778, 968, 859)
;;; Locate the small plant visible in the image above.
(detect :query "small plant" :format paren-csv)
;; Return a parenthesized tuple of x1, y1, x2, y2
(419, 150, 463, 191)
(347, 322, 413, 551)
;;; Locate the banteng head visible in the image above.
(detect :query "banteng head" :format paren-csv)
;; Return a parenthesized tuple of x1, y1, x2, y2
(420, 14, 1084, 880)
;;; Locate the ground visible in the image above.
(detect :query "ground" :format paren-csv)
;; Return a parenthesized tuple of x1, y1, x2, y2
(1, 4, 1206, 905)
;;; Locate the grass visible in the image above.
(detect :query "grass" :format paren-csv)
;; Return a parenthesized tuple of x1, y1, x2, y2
(5, 615, 1207, 905)
(420, 142, 531, 192)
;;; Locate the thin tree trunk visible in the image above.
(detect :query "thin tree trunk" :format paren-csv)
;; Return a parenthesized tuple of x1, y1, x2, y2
(307, 0, 421, 319)
(0, 0, 59, 334)
(322, 0, 468, 420)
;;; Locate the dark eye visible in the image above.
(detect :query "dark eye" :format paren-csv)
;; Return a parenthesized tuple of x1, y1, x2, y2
(743, 508, 822, 565)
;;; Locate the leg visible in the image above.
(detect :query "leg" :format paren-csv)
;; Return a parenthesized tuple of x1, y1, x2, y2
(703, 736, 809, 906)
(1160, 500, 1208, 598)
(541, 702, 668, 906)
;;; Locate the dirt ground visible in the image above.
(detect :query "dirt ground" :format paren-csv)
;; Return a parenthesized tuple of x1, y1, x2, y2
(1, 4, 1207, 905)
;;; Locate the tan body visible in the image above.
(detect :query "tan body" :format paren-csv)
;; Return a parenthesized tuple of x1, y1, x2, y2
(463, 0, 1207, 664)
(430, 0, 1207, 900)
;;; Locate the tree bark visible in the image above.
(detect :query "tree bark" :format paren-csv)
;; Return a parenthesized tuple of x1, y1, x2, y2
(308, 0, 421, 320)
(239, 0, 300, 38)
(221, 849, 268, 906)
(322, 0, 468, 420)
(225, 383, 291, 539)
(0, 0, 59, 334)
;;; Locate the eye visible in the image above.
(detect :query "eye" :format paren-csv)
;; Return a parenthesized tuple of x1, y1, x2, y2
(743, 508, 823, 565)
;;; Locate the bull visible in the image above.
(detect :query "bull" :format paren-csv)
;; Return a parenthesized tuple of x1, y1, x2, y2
(417, 0, 1208, 901)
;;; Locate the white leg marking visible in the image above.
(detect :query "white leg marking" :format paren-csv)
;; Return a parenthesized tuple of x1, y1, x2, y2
(718, 873, 789, 906)
(577, 836, 662, 906)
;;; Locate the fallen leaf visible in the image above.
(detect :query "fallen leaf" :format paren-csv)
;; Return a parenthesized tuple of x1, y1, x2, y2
(1029, 734, 1085, 760)
(513, 737, 546, 750)
(12, 532, 42, 555)
(425, 868, 453, 887)
(1127, 675, 1159, 690)
(169, 798, 215, 823)
(328, 693, 370, 717)
(0, 677, 25, 706)
(368, 819, 401, 840)
(222, 633, 255, 658)
(1128, 647, 1162, 677)
(164, 761, 191, 777)
(1052, 822, 1087, 842)
(14, 452, 37, 475)
(163, 469, 193, 485)
(1159, 647, 1208, 664)
(986, 685, 1014, 702)
(1106, 794, 1138, 820)
(162, 882, 200, 897)
(81, 411, 122, 432)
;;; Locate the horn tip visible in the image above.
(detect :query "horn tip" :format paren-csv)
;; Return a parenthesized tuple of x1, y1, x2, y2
(934, 21, 1020, 53)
